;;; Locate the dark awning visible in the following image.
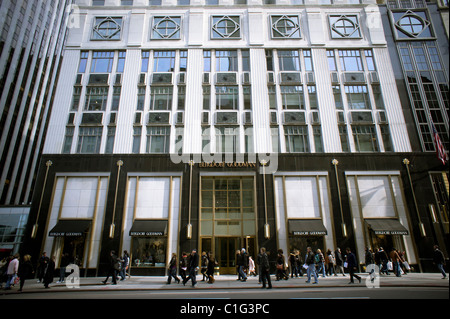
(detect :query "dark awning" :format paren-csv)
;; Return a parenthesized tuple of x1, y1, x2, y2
(49, 220, 91, 237)
(288, 219, 327, 236)
(129, 220, 168, 237)
(365, 219, 409, 235)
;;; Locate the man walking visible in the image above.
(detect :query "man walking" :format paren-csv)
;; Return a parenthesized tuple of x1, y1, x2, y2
(258, 247, 272, 289)
(346, 248, 361, 284)
(433, 245, 447, 279)
(4, 254, 19, 290)
(305, 247, 318, 284)
(183, 249, 199, 287)
(102, 250, 119, 285)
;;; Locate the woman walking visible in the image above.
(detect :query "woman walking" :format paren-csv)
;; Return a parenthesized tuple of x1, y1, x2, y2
(206, 252, 217, 284)
(167, 253, 180, 284)
(18, 254, 34, 292)
(43, 256, 56, 288)
(276, 249, 288, 281)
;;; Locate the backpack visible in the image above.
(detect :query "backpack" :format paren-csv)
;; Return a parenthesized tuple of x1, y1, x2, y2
(315, 254, 321, 264)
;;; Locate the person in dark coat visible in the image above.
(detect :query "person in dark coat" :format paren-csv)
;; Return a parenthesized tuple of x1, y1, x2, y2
(43, 256, 56, 288)
(102, 250, 118, 285)
(58, 253, 70, 283)
(206, 252, 217, 284)
(37, 252, 49, 283)
(334, 248, 345, 276)
(433, 245, 447, 279)
(345, 248, 361, 284)
(18, 254, 34, 292)
(167, 253, 180, 284)
(258, 247, 272, 289)
(183, 249, 199, 287)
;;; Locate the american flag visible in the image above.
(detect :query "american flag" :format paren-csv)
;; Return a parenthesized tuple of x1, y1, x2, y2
(431, 122, 449, 165)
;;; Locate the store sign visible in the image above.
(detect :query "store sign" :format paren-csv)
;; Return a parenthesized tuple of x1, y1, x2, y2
(374, 230, 408, 235)
(49, 231, 83, 237)
(293, 231, 327, 236)
(198, 161, 256, 168)
(130, 231, 165, 236)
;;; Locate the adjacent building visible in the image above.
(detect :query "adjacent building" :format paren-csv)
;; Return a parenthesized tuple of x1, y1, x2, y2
(21, 0, 448, 276)
(0, 0, 71, 258)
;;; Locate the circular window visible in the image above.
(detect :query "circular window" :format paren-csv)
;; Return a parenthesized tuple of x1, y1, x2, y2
(93, 17, 122, 40)
(399, 15, 424, 36)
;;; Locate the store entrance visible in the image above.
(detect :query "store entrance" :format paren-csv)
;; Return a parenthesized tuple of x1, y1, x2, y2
(215, 237, 240, 275)
(62, 235, 86, 266)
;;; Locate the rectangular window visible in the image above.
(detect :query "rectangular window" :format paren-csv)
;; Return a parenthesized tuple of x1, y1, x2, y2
(278, 50, 300, 71)
(327, 50, 336, 71)
(121, 0, 133, 5)
(364, 49, 376, 71)
(313, 126, 323, 152)
(177, 86, 185, 110)
(215, 127, 239, 153)
(117, 51, 126, 73)
(372, 85, 385, 110)
(266, 50, 274, 72)
(303, 50, 313, 71)
(71, 86, 82, 111)
(345, 85, 371, 110)
(111, 86, 121, 111)
(352, 125, 379, 152)
(380, 125, 393, 152)
(179, 50, 187, 72)
(141, 51, 150, 73)
(339, 50, 363, 71)
(62, 127, 74, 154)
(216, 50, 238, 72)
(216, 86, 239, 110)
(332, 86, 343, 109)
(241, 50, 250, 72)
(268, 86, 277, 110)
(308, 86, 318, 109)
(93, 0, 105, 6)
(146, 126, 170, 153)
(149, 86, 173, 110)
(90, 51, 114, 73)
(77, 126, 103, 154)
(338, 125, 350, 152)
(284, 125, 309, 153)
(202, 127, 211, 153)
(132, 126, 142, 153)
(78, 51, 89, 73)
(204, 50, 211, 72)
(280, 86, 304, 109)
(85, 87, 109, 111)
(153, 51, 175, 72)
(245, 127, 254, 153)
(271, 126, 280, 153)
(203, 86, 211, 110)
(243, 86, 252, 110)
(105, 126, 116, 154)
(137, 86, 146, 111)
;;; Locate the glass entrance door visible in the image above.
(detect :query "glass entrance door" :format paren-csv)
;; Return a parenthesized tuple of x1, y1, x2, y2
(215, 237, 240, 275)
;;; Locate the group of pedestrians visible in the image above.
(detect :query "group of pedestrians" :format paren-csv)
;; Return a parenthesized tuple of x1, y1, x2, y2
(102, 250, 130, 285)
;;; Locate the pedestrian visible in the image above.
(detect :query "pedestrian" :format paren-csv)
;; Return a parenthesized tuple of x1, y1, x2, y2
(236, 249, 247, 282)
(183, 249, 199, 287)
(433, 245, 447, 279)
(200, 251, 208, 282)
(102, 250, 119, 285)
(398, 250, 410, 275)
(179, 252, 188, 282)
(334, 247, 345, 276)
(206, 252, 217, 284)
(315, 249, 326, 278)
(58, 253, 70, 283)
(276, 249, 288, 280)
(345, 248, 361, 284)
(289, 250, 299, 278)
(258, 247, 272, 289)
(389, 248, 402, 277)
(4, 254, 19, 290)
(248, 256, 257, 277)
(18, 254, 34, 292)
(37, 252, 49, 283)
(122, 250, 130, 279)
(43, 256, 56, 288)
(0, 257, 8, 289)
(378, 247, 389, 275)
(326, 249, 336, 276)
(167, 253, 180, 284)
(305, 247, 318, 284)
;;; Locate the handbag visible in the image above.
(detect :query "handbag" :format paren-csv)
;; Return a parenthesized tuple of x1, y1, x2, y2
(276, 264, 283, 270)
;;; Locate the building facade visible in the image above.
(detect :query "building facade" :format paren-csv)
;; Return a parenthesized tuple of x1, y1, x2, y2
(22, 0, 448, 276)
(0, 0, 72, 258)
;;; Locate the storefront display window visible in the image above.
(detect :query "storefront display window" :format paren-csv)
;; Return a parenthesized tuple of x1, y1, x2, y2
(132, 237, 167, 267)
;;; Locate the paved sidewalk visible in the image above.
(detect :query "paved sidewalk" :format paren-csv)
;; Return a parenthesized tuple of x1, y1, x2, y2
(0, 272, 448, 295)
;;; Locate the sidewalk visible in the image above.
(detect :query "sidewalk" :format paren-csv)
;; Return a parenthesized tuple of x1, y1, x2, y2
(1, 272, 448, 295)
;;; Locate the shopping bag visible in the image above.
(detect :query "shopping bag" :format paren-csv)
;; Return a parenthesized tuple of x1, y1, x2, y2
(302, 264, 308, 270)
(343, 262, 348, 268)
(387, 261, 393, 271)
(402, 261, 411, 271)
(14, 276, 20, 285)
